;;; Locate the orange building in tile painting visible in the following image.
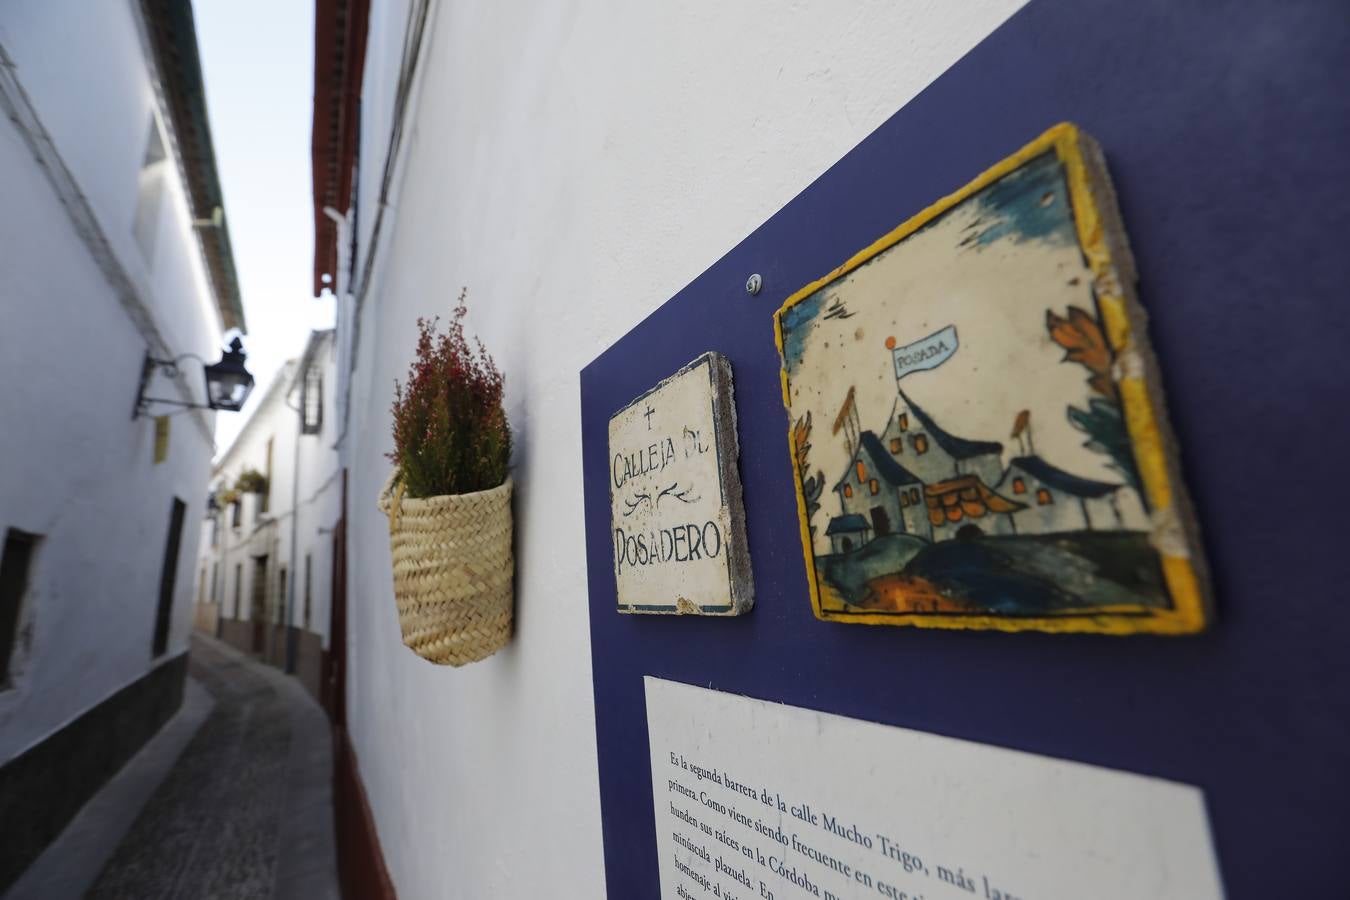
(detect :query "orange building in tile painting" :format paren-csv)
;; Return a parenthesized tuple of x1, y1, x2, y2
(831, 387, 1024, 545)
(924, 475, 1023, 533)
(825, 378, 1147, 549)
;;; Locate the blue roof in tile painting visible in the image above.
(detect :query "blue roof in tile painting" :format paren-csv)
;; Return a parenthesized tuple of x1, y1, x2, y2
(834, 431, 925, 491)
(1011, 456, 1120, 498)
(898, 389, 1003, 460)
(826, 514, 870, 535)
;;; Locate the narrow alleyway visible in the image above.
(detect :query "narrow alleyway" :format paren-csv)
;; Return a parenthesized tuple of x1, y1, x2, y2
(5, 637, 338, 900)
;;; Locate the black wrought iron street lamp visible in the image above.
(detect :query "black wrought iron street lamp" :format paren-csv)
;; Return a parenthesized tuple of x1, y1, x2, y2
(133, 337, 255, 419)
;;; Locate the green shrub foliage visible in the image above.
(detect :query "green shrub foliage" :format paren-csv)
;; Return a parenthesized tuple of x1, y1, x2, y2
(389, 290, 511, 498)
(235, 468, 267, 494)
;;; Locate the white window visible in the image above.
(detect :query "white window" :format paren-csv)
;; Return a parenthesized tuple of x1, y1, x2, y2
(1, 528, 40, 688)
(303, 553, 312, 629)
(132, 117, 169, 262)
(301, 364, 323, 434)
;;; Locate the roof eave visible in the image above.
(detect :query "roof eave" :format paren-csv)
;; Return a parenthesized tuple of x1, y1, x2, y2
(137, 0, 246, 334)
(311, 0, 370, 296)
(898, 388, 1002, 460)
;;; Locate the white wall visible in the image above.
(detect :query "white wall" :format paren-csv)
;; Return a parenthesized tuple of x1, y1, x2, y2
(199, 334, 342, 643)
(208, 363, 297, 627)
(0, 0, 223, 361)
(341, 2, 1026, 896)
(288, 334, 342, 643)
(0, 0, 224, 762)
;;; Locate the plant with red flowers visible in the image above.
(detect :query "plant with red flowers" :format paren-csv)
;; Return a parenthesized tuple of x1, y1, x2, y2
(388, 289, 511, 498)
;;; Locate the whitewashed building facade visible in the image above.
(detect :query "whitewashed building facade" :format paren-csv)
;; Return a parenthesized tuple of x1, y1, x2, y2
(306, 0, 1032, 895)
(0, 0, 245, 887)
(196, 329, 340, 702)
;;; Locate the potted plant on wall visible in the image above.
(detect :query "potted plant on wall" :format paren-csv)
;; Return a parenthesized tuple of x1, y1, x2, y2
(377, 290, 514, 666)
(235, 468, 267, 494)
(217, 486, 242, 528)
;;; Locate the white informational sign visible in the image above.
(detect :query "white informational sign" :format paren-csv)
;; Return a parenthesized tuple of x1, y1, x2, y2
(609, 352, 752, 615)
(645, 677, 1224, 900)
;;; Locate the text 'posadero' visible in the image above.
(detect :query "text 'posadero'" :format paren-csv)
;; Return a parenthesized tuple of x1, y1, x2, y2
(608, 352, 753, 615)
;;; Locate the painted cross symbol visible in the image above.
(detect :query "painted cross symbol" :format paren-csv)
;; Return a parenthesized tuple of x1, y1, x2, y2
(644, 405, 655, 430)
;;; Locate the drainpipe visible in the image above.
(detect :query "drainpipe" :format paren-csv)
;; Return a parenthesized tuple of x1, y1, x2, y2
(287, 385, 302, 674)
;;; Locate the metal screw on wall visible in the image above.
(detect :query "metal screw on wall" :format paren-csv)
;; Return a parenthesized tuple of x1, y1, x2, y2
(745, 273, 763, 296)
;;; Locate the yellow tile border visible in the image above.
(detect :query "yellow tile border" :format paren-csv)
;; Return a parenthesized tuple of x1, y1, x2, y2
(773, 123, 1209, 635)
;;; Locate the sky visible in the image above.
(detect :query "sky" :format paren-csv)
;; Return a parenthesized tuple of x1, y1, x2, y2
(195, 0, 334, 456)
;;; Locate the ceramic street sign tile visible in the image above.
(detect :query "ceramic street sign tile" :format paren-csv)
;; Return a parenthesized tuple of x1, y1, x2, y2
(609, 352, 753, 615)
(774, 123, 1210, 635)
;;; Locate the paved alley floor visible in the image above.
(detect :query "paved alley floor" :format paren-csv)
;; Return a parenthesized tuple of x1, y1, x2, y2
(6, 635, 338, 900)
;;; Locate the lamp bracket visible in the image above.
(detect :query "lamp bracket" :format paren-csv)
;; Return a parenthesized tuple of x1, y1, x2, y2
(133, 351, 205, 419)
(139, 397, 213, 411)
(132, 344, 251, 419)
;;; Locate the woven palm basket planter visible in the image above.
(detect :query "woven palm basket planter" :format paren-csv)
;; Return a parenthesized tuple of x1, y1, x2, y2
(377, 471, 514, 666)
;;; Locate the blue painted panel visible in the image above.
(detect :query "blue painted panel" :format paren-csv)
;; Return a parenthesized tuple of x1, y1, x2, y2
(580, 0, 1350, 896)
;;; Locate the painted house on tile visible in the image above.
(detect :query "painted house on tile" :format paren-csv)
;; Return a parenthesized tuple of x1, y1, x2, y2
(832, 392, 1024, 545)
(826, 514, 872, 554)
(828, 380, 1143, 552)
(883, 389, 1004, 487)
(998, 455, 1127, 534)
(832, 431, 929, 542)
